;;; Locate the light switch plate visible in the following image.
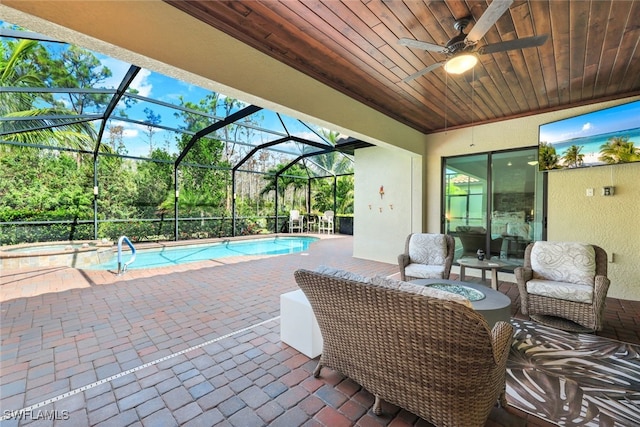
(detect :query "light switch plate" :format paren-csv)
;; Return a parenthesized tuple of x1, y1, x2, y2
(586, 188, 594, 196)
(602, 186, 615, 196)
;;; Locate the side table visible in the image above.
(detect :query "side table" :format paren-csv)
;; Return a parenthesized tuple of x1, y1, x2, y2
(280, 289, 323, 358)
(456, 258, 507, 290)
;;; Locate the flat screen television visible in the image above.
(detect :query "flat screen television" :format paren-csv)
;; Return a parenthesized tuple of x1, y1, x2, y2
(538, 99, 640, 171)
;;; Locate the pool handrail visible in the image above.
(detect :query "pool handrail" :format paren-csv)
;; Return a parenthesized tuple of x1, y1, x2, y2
(117, 236, 136, 275)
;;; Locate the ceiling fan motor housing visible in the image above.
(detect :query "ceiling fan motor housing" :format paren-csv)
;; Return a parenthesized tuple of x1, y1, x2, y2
(446, 17, 476, 55)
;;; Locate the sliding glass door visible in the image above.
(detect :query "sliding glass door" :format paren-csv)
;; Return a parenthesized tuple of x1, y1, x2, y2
(443, 147, 545, 268)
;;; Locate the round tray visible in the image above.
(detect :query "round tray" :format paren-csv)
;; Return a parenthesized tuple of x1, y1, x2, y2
(426, 283, 485, 301)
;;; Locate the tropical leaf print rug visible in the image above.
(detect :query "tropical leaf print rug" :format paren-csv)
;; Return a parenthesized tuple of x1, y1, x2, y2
(507, 319, 640, 426)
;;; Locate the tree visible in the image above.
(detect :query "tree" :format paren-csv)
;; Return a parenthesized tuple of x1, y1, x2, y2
(313, 130, 353, 175)
(538, 142, 559, 170)
(135, 148, 174, 217)
(107, 124, 127, 154)
(0, 39, 42, 113)
(562, 145, 584, 168)
(336, 175, 354, 214)
(0, 38, 96, 149)
(260, 164, 308, 211)
(173, 94, 231, 220)
(599, 136, 640, 164)
(143, 108, 161, 155)
(44, 45, 113, 114)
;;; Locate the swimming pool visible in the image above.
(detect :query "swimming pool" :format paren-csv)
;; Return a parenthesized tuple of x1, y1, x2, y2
(88, 236, 319, 270)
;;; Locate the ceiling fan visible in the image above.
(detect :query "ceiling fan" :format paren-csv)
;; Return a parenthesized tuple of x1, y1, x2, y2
(399, 0, 548, 82)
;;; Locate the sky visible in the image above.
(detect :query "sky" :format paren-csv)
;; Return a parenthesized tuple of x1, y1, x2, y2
(539, 100, 640, 144)
(2, 20, 334, 158)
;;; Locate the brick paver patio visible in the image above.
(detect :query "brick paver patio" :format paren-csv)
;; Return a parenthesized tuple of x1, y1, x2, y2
(1, 235, 638, 426)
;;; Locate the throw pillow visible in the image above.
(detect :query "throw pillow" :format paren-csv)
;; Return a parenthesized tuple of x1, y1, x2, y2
(408, 234, 447, 265)
(531, 241, 596, 286)
(315, 265, 371, 283)
(371, 276, 471, 307)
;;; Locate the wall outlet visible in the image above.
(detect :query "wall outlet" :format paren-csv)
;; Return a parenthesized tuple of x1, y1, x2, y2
(602, 186, 615, 196)
(586, 188, 594, 196)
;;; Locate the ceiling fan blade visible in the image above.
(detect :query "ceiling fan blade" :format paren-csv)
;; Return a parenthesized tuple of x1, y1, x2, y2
(402, 62, 444, 82)
(398, 38, 446, 52)
(466, 0, 514, 43)
(478, 34, 549, 54)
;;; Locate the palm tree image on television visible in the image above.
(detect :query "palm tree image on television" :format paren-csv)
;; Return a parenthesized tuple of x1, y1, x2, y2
(538, 100, 640, 171)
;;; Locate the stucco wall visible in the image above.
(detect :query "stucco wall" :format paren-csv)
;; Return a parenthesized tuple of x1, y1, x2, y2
(353, 147, 422, 263)
(546, 163, 639, 300)
(424, 97, 640, 300)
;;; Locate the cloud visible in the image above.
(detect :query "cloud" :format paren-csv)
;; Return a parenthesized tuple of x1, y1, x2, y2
(122, 128, 139, 138)
(130, 69, 152, 97)
(99, 57, 130, 89)
(582, 122, 593, 132)
(98, 57, 152, 97)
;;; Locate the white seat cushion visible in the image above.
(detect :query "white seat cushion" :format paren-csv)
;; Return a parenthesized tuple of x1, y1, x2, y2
(531, 241, 596, 286)
(404, 263, 445, 279)
(526, 279, 593, 303)
(408, 234, 447, 265)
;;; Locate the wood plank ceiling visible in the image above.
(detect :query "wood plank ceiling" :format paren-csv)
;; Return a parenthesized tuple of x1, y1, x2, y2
(165, 0, 640, 134)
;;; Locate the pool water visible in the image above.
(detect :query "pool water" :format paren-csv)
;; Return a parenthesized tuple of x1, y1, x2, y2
(88, 236, 318, 270)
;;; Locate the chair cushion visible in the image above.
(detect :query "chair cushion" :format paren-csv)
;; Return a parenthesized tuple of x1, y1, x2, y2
(372, 276, 471, 307)
(526, 279, 593, 303)
(531, 241, 596, 286)
(404, 263, 445, 279)
(408, 234, 447, 265)
(315, 265, 371, 283)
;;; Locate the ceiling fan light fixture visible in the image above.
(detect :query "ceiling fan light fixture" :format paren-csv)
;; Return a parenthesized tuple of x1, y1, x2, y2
(444, 53, 478, 74)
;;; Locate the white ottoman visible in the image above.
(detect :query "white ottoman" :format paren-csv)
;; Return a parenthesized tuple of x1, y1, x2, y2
(280, 289, 323, 358)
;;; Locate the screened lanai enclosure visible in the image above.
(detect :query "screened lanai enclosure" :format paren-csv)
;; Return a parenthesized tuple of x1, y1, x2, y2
(0, 24, 368, 245)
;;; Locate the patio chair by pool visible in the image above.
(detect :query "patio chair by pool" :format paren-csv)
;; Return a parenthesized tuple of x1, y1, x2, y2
(515, 241, 610, 332)
(289, 210, 304, 233)
(398, 233, 455, 280)
(306, 214, 318, 232)
(318, 210, 334, 234)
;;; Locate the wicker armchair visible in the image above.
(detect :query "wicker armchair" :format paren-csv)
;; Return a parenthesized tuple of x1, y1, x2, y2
(515, 241, 610, 332)
(398, 233, 455, 281)
(294, 269, 513, 427)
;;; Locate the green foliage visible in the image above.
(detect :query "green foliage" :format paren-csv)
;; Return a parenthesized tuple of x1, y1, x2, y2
(309, 175, 353, 215)
(261, 164, 309, 210)
(599, 136, 640, 164)
(135, 149, 174, 217)
(538, 142, 560, 170)
(336, 175, 354, 214)
(0, 148, 93, 221)
(1, 38, 98, 148)
(562, 145, 585, 168)
(44, 45, 113, 113)
(1, 36, 355, 244)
